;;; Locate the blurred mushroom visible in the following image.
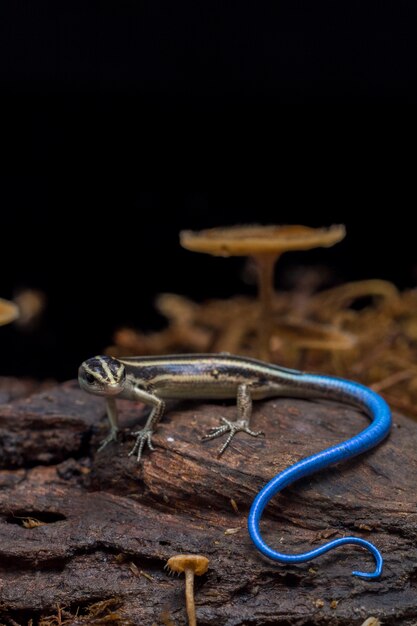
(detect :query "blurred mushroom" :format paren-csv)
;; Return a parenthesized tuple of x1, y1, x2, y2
(0, 297, 19, 326)
(166, 554, 209, 626)
(14, 288, 46, 329)
(180, 225, 346, 360)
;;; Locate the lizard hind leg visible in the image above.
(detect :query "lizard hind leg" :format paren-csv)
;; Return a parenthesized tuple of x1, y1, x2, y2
(202, 384, 264, 456)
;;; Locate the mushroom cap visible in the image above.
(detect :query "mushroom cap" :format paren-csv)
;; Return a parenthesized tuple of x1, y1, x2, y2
(167, 554, 209, 576)
(180, 224, 346, 257)
(0, 298, 19, 326)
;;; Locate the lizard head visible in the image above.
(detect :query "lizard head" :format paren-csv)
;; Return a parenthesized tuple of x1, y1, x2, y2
(78, 355, 126, 396)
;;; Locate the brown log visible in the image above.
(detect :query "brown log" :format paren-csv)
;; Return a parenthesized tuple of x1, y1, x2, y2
(0, 379, 415, 625)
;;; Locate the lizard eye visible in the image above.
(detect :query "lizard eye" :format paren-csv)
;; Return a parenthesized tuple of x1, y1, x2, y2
(85, 372, 96, 385)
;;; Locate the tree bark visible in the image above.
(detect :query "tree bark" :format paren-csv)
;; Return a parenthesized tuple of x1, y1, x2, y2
(0, 379, 415, 625)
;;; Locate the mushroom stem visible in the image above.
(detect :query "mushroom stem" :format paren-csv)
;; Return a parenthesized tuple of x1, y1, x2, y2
(184, 568, 196, 626)
(254, 253, 279, 361)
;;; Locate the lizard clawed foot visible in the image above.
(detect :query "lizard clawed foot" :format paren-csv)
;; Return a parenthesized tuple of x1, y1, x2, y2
(128, 428, 155, 463)
(202, 417, 264, 456)
(97, 427, 119, 453)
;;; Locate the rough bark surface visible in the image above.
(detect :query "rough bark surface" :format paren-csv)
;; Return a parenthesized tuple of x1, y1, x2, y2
(0, 378, 415, 625)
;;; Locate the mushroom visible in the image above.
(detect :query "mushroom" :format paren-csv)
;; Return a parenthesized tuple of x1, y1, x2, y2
(0, 297, 19, 327)
(180, 224, 346, 360)
(166, 554, 209, 626)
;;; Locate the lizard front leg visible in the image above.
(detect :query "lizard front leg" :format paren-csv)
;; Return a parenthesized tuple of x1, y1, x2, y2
(98, 397, 120, 452)
(202, 384, 264, 456)
(128, 388, 166, 462)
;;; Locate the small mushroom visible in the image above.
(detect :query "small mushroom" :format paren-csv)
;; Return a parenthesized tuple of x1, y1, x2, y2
(0, 297, 19, 327)
(180, 225, 345, 360)
(166, 554, 209, 626)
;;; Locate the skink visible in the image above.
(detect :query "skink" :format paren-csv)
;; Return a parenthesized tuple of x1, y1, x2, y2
(78, 353, 391, 579)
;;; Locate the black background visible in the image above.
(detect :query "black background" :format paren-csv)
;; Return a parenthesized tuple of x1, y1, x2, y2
(1, 3, 416, 379)
(1, 2, 415, 102)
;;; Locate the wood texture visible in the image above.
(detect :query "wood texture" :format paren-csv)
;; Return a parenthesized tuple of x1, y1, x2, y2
(0, 379, 415, 625)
